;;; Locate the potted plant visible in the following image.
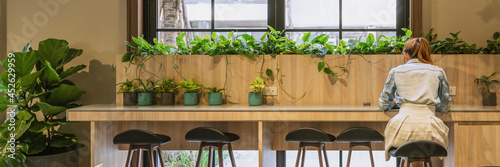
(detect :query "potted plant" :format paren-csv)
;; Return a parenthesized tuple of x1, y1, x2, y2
(474, 72, 500, 106)
(117, 79, 139, 106)
(154, 78, 177, 105)
(135, 78, 155, 106)
(249, 77, 265, 106)
(176, 79, 203, 106)
(205, 87, 226, 105)
(0, 39, 86, 166)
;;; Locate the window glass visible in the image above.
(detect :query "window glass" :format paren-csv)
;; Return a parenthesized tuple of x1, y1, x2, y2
(342, 0, 396, 29)
(158, 0, 211, 29)
(215, 0, 268, 29)
(285, 0, 340, 29)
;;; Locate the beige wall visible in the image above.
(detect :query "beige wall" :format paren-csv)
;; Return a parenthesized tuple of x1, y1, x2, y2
(6, 0, 126, 166)
(422, 0, 500, 47)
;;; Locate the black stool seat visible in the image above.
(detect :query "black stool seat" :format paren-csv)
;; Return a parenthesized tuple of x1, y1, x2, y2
(337, 127, 384, 143)
(113, 129, 171, 145)
(285, 127, 336, 143)
(389, 140, 447, 157)
(185, 127, 240, 143)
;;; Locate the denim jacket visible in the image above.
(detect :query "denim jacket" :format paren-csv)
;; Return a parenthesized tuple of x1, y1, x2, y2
(378, 59, 452, 112)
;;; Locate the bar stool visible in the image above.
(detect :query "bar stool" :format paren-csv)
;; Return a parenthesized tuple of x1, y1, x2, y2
(285, 128, 336, 167)
(113, 129, 171, 167)
(389, 140, 447, 167)
(336, 127, 384, 167)
(185, 127, 239, 167)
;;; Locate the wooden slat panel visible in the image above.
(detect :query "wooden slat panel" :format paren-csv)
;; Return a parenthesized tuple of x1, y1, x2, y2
(117, 54, 500, 106)
(455, 124, 500, 167)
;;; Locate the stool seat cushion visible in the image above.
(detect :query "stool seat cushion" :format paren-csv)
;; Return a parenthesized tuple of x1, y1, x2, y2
(113, 129, 171, 145)
(336, 127, 384, 143)
(185, 127, 240, 143)
(389, 140, 447, 157)
(285, 128, 336, 143)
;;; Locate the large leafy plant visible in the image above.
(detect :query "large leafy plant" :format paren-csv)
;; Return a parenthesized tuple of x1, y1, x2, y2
(0, 39, 86, 166)
(474, 72, 500, 93)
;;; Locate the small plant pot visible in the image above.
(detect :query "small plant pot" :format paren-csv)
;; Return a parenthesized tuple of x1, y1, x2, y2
(138, 93, 153, 106)
(482, 93, 497, 106)
(248, 92, 262, 106)
(123, 92, 138, 106)
(161, 92, 175, 106)
(208, 92, 223, 105)
(184, 92, 198, 106)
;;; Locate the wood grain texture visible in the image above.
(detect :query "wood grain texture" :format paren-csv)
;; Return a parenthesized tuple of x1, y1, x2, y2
(116, 54, 500, 106)
(454, 123, 500, 167)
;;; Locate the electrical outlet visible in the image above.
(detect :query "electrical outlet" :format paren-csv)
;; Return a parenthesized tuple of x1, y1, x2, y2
(449, 86, 456, 96)
(263, 87, 278, 96)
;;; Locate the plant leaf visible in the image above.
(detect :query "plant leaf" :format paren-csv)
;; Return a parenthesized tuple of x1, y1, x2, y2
(59, 65, 86, 79)
(38, 38, 69, 66)
(36, 102, 66, 116)
(46, 84, 85, 106)
(318, 62, 325, 72)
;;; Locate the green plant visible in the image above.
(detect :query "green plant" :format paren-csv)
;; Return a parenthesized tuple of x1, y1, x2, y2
(205, 87, 226, 93)
(482, 32, 500, 54)
(122, 36, 175, 63)
(426, 30, 482, 54)
(135, 78, 155, 93)
(116, 79, 138, 94)
(249, 77, 265, 93)
(176, 79, 203, 93)
(474, 72, 500, 93)
(154, 78, 177, 95)
(0, 39, 86, 166)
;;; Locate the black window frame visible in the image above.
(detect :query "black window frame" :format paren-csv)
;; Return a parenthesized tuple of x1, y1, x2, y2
(144, 0, 409, 43)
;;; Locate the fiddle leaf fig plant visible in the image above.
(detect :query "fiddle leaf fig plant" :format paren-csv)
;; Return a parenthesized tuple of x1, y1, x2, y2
(249, 77, 265, 93)
(0, 39, 86, 166)
(176, 79, 203, 93)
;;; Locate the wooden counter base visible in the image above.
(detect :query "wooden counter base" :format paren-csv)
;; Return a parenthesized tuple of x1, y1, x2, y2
(67, 104, 500, 167)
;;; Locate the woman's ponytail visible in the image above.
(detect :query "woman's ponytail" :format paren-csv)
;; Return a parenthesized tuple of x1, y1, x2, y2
(403, 38, 433, 64)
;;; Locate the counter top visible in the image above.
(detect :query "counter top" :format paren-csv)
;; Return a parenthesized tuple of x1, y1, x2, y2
(66, 104, 500, 122)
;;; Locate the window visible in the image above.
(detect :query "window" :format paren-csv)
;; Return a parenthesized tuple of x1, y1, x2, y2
(147, 0, 408, 47)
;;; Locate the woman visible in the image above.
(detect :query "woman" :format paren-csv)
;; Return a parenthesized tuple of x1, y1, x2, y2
(379, 38, 452, 161)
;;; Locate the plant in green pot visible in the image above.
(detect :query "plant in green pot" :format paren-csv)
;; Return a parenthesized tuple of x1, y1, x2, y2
(0, 39, 86, 166)
(176, 79, 203, 106)
(249, 77, 265, 106)
(154, 78, 177, 105)
(135, 78, 155, 106)
(474, 72, 500, 106)
(117, 79, 139, 106)
(205, 87, 226, 106)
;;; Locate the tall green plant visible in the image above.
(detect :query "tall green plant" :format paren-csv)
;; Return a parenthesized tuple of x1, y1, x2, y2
(0, 39, 86, 166)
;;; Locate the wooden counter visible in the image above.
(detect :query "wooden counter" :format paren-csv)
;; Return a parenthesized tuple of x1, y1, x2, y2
(67, 104, 500, 167)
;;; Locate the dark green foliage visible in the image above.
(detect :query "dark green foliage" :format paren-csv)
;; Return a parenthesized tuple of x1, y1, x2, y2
(425, 29, 482, 54)
(482, 32, 500, 54)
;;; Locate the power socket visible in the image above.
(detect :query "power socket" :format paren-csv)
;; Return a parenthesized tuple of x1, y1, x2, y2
(263, 87, 278, 96)
(449, 86, 456, 96)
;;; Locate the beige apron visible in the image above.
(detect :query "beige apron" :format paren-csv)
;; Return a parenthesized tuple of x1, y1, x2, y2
(384, 103, 449, 161)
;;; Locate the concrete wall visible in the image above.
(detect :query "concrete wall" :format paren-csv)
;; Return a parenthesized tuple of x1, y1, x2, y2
(422, 0, 500, 47)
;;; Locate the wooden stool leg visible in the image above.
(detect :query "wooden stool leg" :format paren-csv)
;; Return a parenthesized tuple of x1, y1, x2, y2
(368, 143, 375, 167)
(208, 146, 214, 167)
(218, 144, 224, 167)
(295, 144, 302, 167)
(317, 144, 323, 167)
(156, 146, 165, 167)
(301, 146, 306, 167)
(227, 144, 237, 167)
(346, 143, 353, 167)
(322, 144, 329, 167)
(148, 145, 154, 167)
(196, 143, 205, 167)
(126, 145, 134, 167)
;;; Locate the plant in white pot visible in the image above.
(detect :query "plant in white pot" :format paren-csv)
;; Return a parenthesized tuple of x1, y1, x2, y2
(249, 77, 265, 106)
(474, 72, 500, 106)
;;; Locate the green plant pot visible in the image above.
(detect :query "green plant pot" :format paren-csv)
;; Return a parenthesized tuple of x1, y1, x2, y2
(248, 92, 262, 106)
(138, 93, 153, 106)
(184, 92, 198, 106)
(208, 92, 223, 105)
